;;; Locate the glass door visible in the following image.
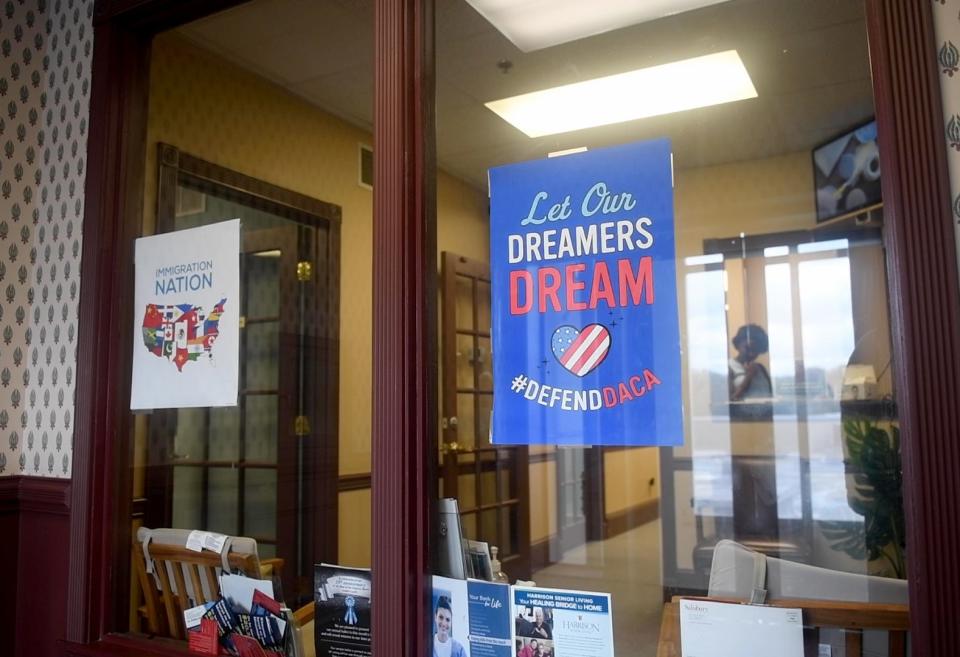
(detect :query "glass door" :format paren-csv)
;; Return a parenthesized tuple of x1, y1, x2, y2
(441, 251, 531, 578)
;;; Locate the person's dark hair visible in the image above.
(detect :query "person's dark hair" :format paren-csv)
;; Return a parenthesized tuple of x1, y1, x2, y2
(436, 595, 452, 614)
(732, 324, 769, 354)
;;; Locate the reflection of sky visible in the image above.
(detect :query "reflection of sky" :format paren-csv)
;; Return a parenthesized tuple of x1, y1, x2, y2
(685, 269, 732, 512)
(685, 270, 729, 377)
(765, 263, 795, 383)
(799, 258, 855, 373)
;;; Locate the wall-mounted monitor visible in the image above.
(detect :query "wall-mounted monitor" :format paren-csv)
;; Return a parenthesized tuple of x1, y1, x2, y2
(812, 119, 881, 223)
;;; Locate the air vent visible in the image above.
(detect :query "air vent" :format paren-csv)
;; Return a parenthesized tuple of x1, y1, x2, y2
(359, 144, 373, 190)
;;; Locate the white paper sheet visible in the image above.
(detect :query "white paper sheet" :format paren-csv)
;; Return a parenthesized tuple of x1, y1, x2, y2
(679, 599, 803, 657)
(185, 530, 206, 553)
(203, 532, 228, 553)
(220, 573, 274, 613)
(185, 530, 228, 554)
(183, 602, 212, 629)
(130, 219, 241, 409)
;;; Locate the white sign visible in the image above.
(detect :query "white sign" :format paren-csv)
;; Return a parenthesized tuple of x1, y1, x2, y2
(130, 219, 240, 409)
(512, 585, 614, 657)
(679, 599, 803, 657)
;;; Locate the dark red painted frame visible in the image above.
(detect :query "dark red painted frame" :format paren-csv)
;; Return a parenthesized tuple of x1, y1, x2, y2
(866, 1, 960, 651)
(59, 0, 960, 655)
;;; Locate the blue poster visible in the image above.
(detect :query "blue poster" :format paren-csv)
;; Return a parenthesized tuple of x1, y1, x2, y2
(489, 139, 683, 446)
(467, 581, 512, 657)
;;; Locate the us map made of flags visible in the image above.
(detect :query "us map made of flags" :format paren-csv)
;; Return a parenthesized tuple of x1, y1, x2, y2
(141, 299, 227, 372)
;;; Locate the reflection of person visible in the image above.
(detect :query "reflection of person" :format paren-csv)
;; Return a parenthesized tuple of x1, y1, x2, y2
(517, 639, 538, 657)
(433, 596, 467, 657)
(529, 607, 552, 640)
(515, 610, 533, 637)
(729, 324, 773, 400)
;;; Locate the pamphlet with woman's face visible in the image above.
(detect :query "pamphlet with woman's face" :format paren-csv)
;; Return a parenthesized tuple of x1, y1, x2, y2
(432, 577, 471, 657)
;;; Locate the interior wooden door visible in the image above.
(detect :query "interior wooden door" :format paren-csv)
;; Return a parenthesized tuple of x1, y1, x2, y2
(145, 226, 316, 603)
(137, 145, 343, 612)
(441, 252, 531, 580)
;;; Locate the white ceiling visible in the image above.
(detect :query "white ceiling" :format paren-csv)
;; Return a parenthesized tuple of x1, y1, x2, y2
(177, 0, 874, 189)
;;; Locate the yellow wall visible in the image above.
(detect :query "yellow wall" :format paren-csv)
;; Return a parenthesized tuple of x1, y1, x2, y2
(144, 34, 490, 566)
(603, 448, 660, 516)
(338, 490, 372, 567)
(674, 153, 815, 257)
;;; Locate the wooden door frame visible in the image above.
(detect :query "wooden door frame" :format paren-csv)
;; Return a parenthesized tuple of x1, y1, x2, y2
(62, 0, 960, 655)
(149, 143, 343, 604)
(440, 251, 532, 580)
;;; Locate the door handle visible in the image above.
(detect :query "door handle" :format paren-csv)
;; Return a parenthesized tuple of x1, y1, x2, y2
(442, 441, 463, 455)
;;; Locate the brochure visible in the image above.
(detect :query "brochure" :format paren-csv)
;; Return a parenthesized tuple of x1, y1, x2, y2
(466, 580, 512, 657)
(465, 540, 493, 581)
(431, 576, 472, 656)
(431, 577, 514, 657)
(315, 564, 372, 657)
(511, 586, 614, 657)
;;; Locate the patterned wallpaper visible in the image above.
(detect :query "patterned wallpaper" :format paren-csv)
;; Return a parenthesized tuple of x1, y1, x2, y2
(0, 0, 92, 478)
(934, 1, 960, 273)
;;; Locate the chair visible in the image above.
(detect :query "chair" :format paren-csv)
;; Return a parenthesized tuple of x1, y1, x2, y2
(133, 527, 281, 640)
(708, 539, 908, 604)
(292, 603, 316, 657)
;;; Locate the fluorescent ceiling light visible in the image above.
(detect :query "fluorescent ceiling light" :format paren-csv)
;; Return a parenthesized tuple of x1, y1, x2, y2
(485, 50, 757, 138)
(764, 246, 789, 257)
(466, 0, 732, 52)
(548, 146, 588, 157)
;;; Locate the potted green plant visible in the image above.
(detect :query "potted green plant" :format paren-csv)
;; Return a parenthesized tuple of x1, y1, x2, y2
(822, 419, 906, 579)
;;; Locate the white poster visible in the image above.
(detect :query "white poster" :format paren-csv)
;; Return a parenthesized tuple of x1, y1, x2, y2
(130, 219, 240, 410)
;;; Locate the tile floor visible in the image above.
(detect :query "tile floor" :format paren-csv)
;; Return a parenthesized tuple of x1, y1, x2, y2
(531, 520, 664, 656)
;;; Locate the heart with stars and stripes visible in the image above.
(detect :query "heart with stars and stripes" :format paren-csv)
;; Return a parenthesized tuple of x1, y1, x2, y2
(551, 323, 612, 377)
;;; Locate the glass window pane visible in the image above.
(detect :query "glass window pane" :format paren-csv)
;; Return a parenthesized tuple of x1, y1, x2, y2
(244, 395, 278, 463)
(206, 467, 239, 536)
(457, 393, 477, 449)
(126, 0, 373, 640)
(245, 252, 280, 318)
(244, 467, 277, 541)
(208, 406, 240, 462)
(456, 333, 476, 389)
(434, 1, 907, 654)
(244, 321, 279, 391)
(456, 275, 475, 331)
